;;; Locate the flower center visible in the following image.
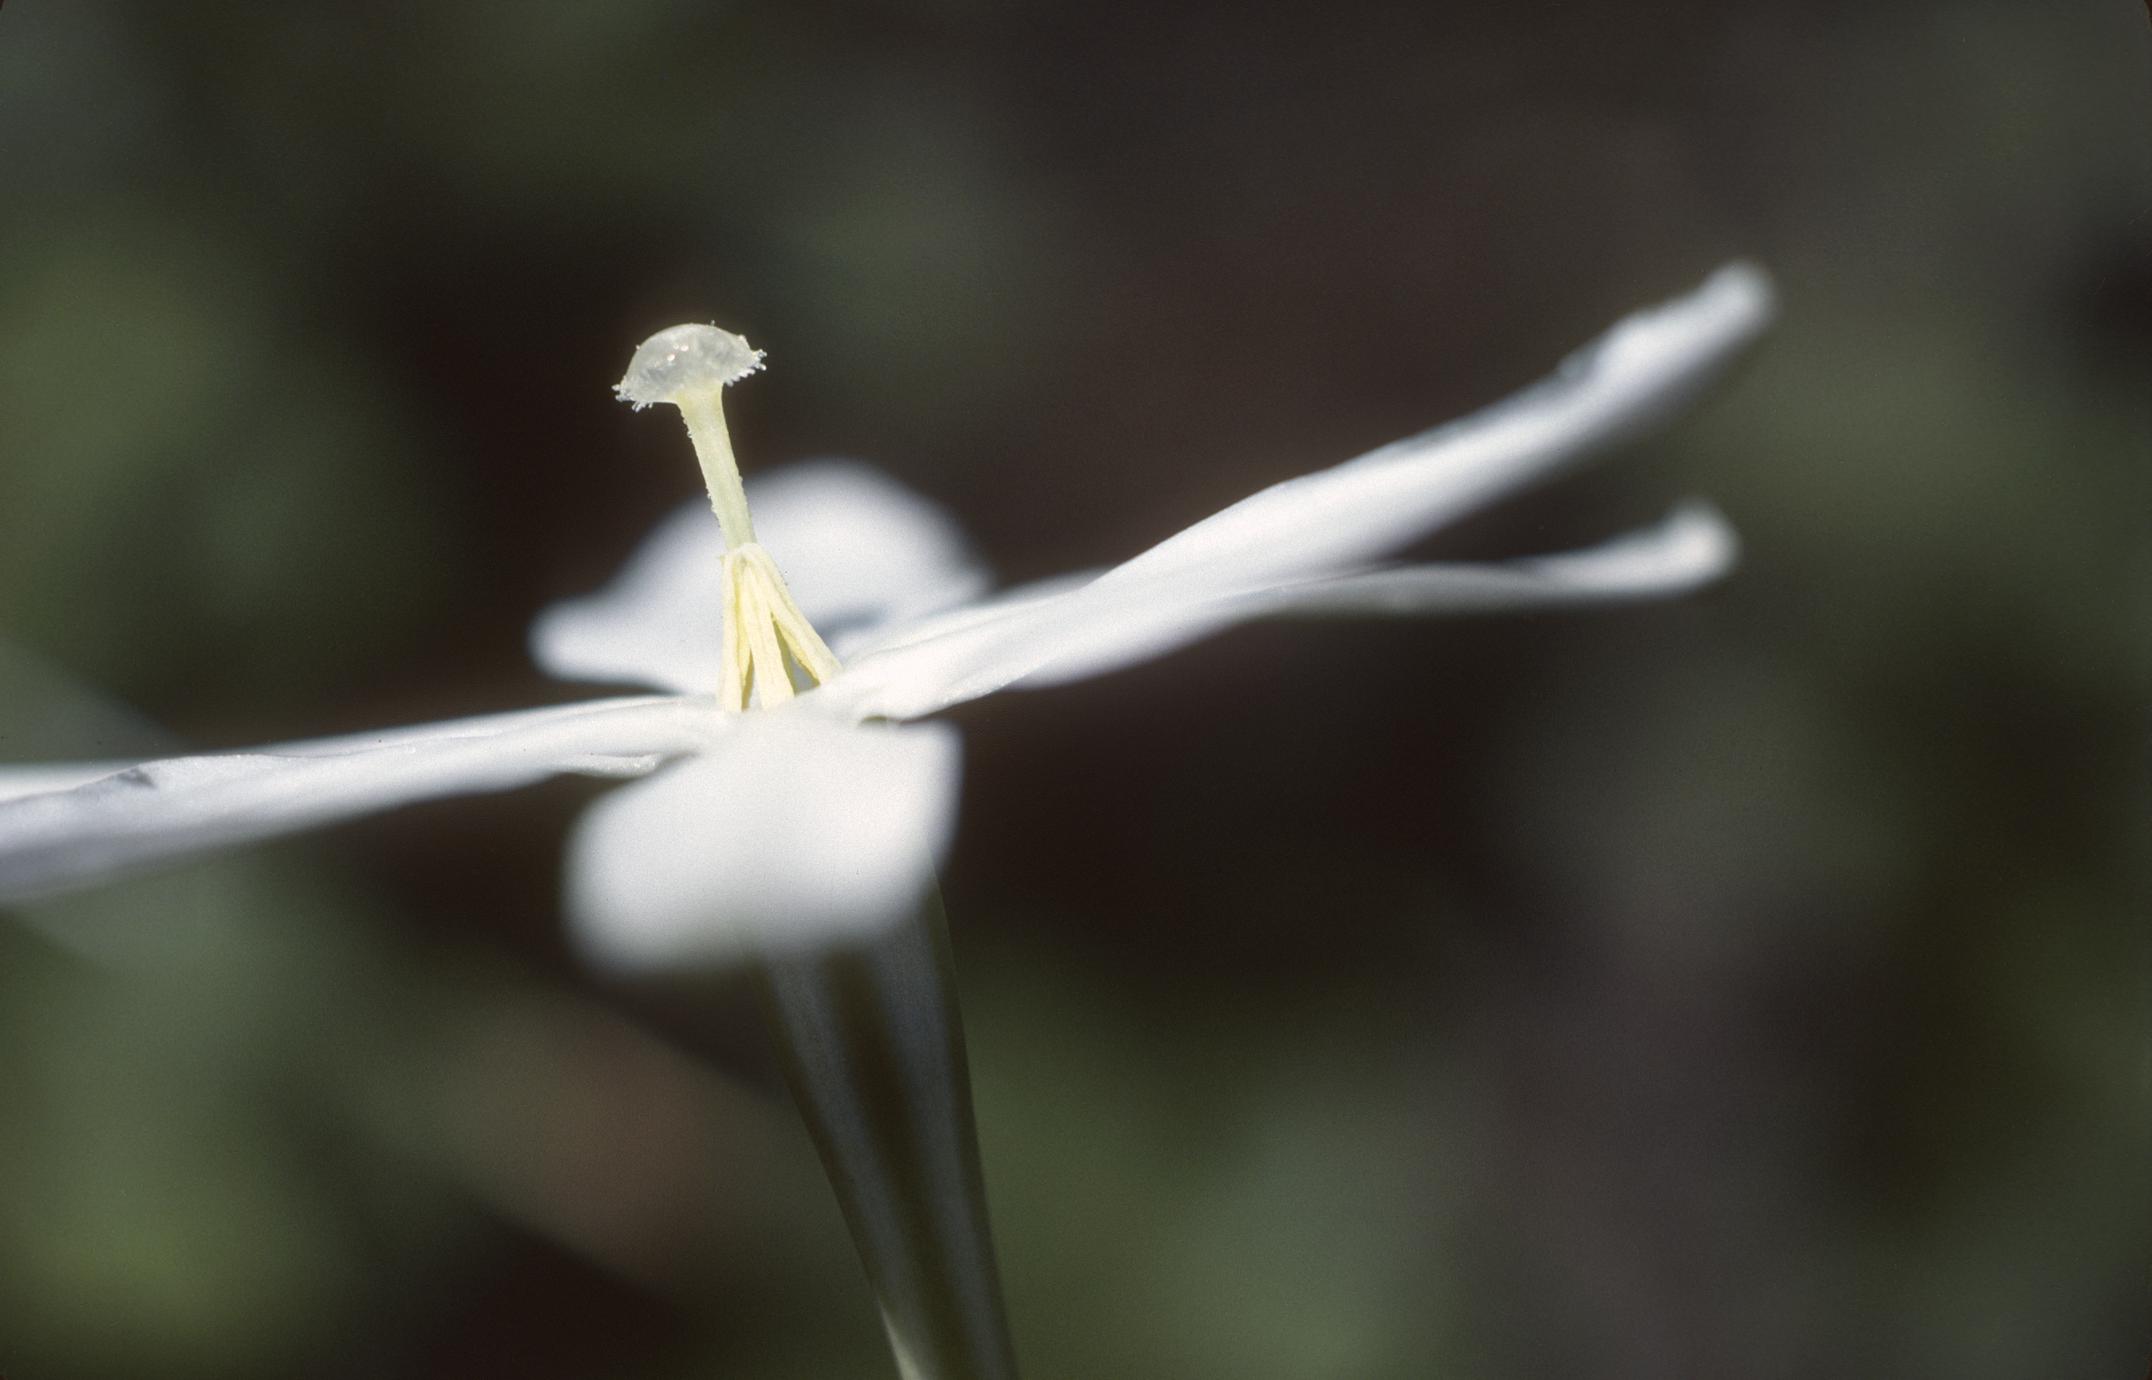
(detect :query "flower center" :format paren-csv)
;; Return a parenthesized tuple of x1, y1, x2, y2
(619, 323, 841, 710)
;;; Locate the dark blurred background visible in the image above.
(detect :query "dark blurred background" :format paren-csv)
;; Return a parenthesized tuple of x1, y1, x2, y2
(0, 2, 2146, 1377)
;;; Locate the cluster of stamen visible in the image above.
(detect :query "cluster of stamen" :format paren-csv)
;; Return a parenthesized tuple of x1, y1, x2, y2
(716, 544, 840, 709)
(618, 323, 839, 710)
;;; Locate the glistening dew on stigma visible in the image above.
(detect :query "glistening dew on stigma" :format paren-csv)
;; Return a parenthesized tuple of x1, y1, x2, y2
(616, 324, 841, 711)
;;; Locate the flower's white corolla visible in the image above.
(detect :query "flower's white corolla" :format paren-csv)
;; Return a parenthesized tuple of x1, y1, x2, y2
(0, 265, 1774, 965)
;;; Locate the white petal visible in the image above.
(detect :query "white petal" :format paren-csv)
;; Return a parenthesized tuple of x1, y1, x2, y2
(817, 265, 1772, 721)
(1086, 265, 1769, 598)
(0, 765, 125, 804)
(530, 460, 988, 692)
(563, 716, 960, 971)
(527, 503, 728, 694)
(1252, 501, 1737, 618)
(1009, 503, 1736, 694)
(250, 699, 702, 760)
(1007, 505, 1736, 690)
(0, 696, 718, 903)
(0, 699, 692, 806)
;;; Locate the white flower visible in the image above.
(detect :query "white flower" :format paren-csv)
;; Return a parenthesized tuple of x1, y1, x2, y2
(0, 265, 1773, 967)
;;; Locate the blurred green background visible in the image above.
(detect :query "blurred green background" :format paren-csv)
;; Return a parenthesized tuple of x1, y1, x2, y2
(1, 1, 2146, 1377)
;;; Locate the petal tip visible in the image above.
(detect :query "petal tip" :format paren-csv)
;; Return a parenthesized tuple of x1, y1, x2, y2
(1696, 261, 1777, 335)
(1659, 500, 1741, 584)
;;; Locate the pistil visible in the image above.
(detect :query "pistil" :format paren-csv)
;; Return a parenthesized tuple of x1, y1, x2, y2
(618, 322, 841, 710)
(677, 390, 758, 549)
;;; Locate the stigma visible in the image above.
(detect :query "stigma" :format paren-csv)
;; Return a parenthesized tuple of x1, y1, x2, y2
(620, 323, 840, 710)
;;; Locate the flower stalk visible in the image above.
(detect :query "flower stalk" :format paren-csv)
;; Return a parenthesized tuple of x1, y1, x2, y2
(756, 893, 1018, 1380)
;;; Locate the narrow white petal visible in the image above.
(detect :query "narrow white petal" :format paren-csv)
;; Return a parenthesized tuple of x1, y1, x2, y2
(0, 699, 685, 806)
(1087, 265, 1769, 597)
(563, 716, 960, 972)
(818, 265, 1772, 720)
(1254, 501, 1738, 618)
(0, 696, 719, 903)
(259, 698, 700, 760)
(1003, 506, 1736, 690)
(0, 765, 125, 804)
(530, 460, 988, 692)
